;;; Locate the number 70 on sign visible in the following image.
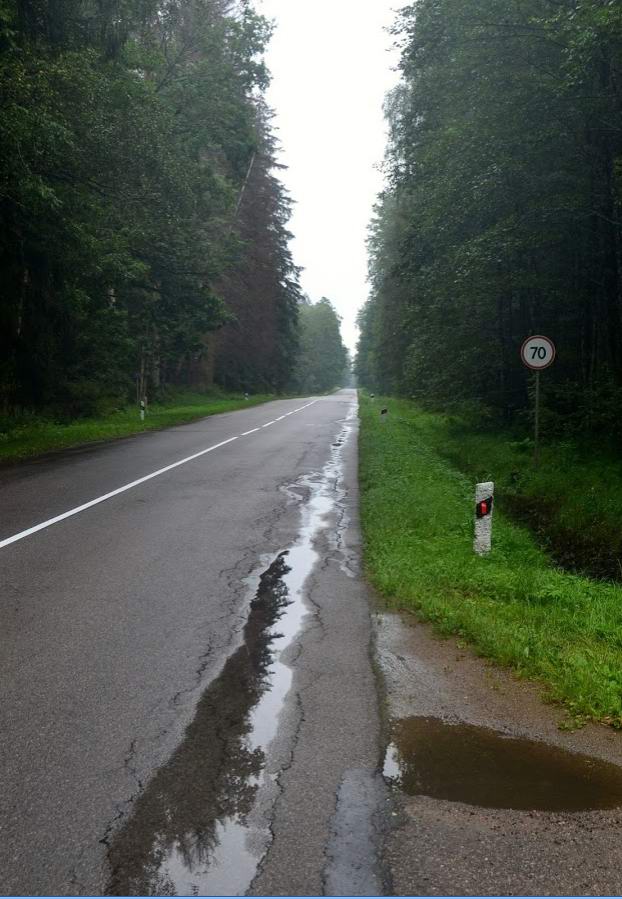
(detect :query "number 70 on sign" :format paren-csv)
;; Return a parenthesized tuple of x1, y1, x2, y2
(520, 335, 556, 370)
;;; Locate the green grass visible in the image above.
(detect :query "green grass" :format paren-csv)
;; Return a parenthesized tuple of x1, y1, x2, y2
(0, 391, 274, 463)
(431, 419, 622, 581)
(359, 394, 622, 726)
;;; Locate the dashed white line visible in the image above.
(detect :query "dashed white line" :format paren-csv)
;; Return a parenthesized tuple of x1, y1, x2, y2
(0, 400, 318, 550)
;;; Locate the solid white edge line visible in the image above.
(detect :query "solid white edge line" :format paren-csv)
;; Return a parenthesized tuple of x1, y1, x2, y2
(0, 399, 318, 550)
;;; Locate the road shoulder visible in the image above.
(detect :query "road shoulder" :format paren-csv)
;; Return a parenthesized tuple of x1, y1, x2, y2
(377, 609, 622, 896)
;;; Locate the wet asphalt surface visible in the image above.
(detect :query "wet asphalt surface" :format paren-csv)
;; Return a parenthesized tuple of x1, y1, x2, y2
(0, 390, 387, 896)
(6, 388, 622, 897)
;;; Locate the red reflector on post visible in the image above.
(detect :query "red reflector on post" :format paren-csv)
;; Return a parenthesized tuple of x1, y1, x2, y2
(476, 497, 493, 519)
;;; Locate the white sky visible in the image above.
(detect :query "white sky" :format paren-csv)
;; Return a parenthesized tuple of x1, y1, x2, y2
(258, 0, 400, 352)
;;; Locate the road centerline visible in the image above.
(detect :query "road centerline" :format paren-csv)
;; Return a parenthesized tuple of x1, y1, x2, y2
(0, 400, 318, 551)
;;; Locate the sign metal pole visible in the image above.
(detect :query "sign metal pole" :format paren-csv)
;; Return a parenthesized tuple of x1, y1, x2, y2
(534, 370, 540, 466)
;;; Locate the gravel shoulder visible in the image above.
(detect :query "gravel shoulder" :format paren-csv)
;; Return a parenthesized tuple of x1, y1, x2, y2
(376, 610, 622, 896)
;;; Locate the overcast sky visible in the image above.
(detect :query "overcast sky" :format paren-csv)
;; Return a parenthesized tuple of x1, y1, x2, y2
(258, 0, 400, 352)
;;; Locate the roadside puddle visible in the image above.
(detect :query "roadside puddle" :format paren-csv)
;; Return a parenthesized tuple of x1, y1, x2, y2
(384, 717, 622, 812)
(106, 408, 355, 896)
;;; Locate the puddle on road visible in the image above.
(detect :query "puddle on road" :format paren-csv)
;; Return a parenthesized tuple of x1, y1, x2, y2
(106, 406, 356, 897)
(384, 717, 622, 812)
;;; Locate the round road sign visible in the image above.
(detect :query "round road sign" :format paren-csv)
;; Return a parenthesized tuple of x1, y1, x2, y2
(520, 335, 556, 371)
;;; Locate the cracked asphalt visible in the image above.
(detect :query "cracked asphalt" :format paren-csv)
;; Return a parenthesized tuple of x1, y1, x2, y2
(0, 389, 386, 896)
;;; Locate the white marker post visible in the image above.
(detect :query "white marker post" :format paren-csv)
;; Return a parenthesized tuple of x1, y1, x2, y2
(520, 335, 556, 466)
(474, 482, 494, 555)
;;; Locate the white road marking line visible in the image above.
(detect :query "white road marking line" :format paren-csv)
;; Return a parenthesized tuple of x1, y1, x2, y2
(0, 400, 318, 550)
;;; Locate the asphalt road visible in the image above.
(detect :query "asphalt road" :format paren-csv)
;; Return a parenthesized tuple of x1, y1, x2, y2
(0, 390, 386, 896)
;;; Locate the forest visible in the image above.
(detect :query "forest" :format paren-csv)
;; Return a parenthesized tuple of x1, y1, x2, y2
(0, 0, 347, 423)
(354, 0, 622, 725)
(356, 0, 622, 437)
(294, 297, 350, 395)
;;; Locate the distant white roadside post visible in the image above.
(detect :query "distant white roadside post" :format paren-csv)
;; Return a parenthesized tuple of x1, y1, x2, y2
(520, 335, 556, 465)
(474, 482, 494, 555)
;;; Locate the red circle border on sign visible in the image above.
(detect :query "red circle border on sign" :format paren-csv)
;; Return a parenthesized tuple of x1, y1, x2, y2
(520, 335, 556, 371)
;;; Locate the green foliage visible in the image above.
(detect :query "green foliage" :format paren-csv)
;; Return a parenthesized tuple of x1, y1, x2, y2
(359, 394, 622, 726)
(294, 298, 349, 394)
(0, 390, 273, 461)
(357, 0, 622, 433)
(215, 114, 301, 394)
(419, 413, 622, 582)
(0, 0, 300, 416)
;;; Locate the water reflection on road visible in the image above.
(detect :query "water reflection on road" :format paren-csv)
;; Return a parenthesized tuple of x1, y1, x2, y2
(106, 407, 356, 896)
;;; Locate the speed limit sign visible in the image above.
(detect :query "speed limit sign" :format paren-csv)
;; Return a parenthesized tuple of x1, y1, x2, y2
(520, 335, 555, 465)
(520, 335, 556, 371)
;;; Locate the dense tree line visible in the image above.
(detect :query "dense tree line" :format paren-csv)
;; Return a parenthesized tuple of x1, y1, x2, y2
(356, 0, 622, 434)
(293, 297, 349, 394)
(215, 111, 300, 394)
(0, 0, 300, 417)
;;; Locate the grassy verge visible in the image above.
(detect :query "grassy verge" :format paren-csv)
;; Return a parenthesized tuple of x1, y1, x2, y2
(433, 419, 622, 581)
(359, 394, 622, 726)
(0, 391, 274, 463)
